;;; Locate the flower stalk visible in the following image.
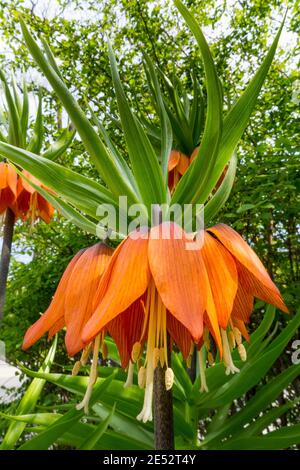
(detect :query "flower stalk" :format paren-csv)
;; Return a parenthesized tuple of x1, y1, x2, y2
(154, 333, 174, 450)
(0, 208, 15, 322)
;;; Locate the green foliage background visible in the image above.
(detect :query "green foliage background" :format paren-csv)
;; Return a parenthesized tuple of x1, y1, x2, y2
(0, 0, 299, 445)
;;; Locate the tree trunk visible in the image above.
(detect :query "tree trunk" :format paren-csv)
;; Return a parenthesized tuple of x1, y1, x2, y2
(0, 208, 15, 322)
(153, 335, 174, 450)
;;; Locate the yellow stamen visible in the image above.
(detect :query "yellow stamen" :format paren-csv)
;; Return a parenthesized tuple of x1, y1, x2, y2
(136, 280, 172, 423)
(203, 327, 210, 351)
(124, 360, 134, 388)
(207, 351, 215, 366)
(221, 329, 240, 375)
(153, 348, 160, 368)
(76, 334, 101, 414)
(238, 343, 247, 361)
(228, 330, 236, 350)
(72, 344, 92, 376)
(233, 327, 242, 345)
(198, 347, 208, 392)
(165, 367, 174, 391)
(72, 360, 81, 376)
(159, 348, 165, 368)
(138, 366, 146, 388)
(131, 342, 141, 363)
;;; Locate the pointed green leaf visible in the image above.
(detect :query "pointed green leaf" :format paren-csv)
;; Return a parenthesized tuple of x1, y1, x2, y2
(27, 90, 43, 153)
(19, 18, 138, 204)
(108, 43, 166, 209)
(203, 363, 300, 448)
(200, 18, 285, 203)
(0, 337, 57, 450)
(203, 153, 237, 223)
(79, 404, 115, 450)
(42, 127, 75, 161)
(20, 74, 29, 145)
(18, 372, 117, 450)
(143, 54, 172, 183)
(0, 70, 22, 146)
(172, 0, 223, 205)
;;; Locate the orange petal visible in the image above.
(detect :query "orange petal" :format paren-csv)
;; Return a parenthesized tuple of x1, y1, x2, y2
(19, 170, 40, 194)
(37, 194, 54, 223)
(232, 318, 250, 342)
(202, 231, 238, 328)
(237, 261, 288, 313)
(148, 222, 205, 342)
(64, 243, 113, 356)
(167, 312, 192, 360)
(0, 163, 8, 189)
(82, 229, 151, 344)
(208, 224, 288, 312)
(204, 283, 223, 357)
(168, 150, 181, 172)
(231, 277, 254, 323)
(107, 296, 145, 368)
(177, 153, 190, 175)
(190, 147, 199, 162)
(22, 249, 85, 350)
(48, 316, 65, 339)
(0, 188, 15, 214)
(6, 164, 18, 197)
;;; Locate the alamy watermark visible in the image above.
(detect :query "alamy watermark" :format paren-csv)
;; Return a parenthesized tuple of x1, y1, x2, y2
(93, 196, 205, 250)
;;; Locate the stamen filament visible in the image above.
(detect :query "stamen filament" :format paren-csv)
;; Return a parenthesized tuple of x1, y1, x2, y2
(221, 329, 240, 375)
(76, 333, 101, 414)
(198, 347, 209, 392)
(124, 360, 134, 388)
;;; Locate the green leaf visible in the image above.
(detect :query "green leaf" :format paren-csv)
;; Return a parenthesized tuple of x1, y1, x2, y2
(108, 43, 166, 209)
(27, 90, 43, 154)
(15, 170, 107, 237)
(172, 0, 223, 205)
(240, 398, 300, 438)
(0, 69, 22, 146)
(93, 403, 154, 447)
(237, 203, 256, 213)
(42, 127, 75, 161)
(197, 310, 300, 409)
(0, 337, 57, 450)
(20, 75, 29, 144)
(78, 404, 115, 450)
(143, 54, 172, 183)
(200, 18, 285, 203)
(0, 142, 118, 220)
(218, 424, 300, 450)
(0, 412, 62, 428)
(19, 18, 138, 204)
(202, 363, 300, 448)
(190, 72, 205, 146)
(203, 153, 237, 223)
(18, 371, 117, 450)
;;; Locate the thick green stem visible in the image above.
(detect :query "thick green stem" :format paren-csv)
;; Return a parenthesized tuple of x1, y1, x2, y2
(0, 208, 15, 322)
(153, 335, 174, 450)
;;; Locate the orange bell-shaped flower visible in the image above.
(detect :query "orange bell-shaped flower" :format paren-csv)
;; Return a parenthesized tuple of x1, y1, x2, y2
(15, 170, 54, 224)
(0, 162, 18, 215)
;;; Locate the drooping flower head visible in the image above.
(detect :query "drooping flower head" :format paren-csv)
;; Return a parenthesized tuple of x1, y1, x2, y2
(22, 242, 113, 411)
(0, 162, 54, 224)
(15, 170, 54, 224)
(79, 222, 287, 421)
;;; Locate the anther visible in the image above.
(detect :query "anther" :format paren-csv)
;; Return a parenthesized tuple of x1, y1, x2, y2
(238, 343, 247, 361)
(165, 367, 174, 391)
(131, 342, 141, 363)
(138, 366, 146, 389)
